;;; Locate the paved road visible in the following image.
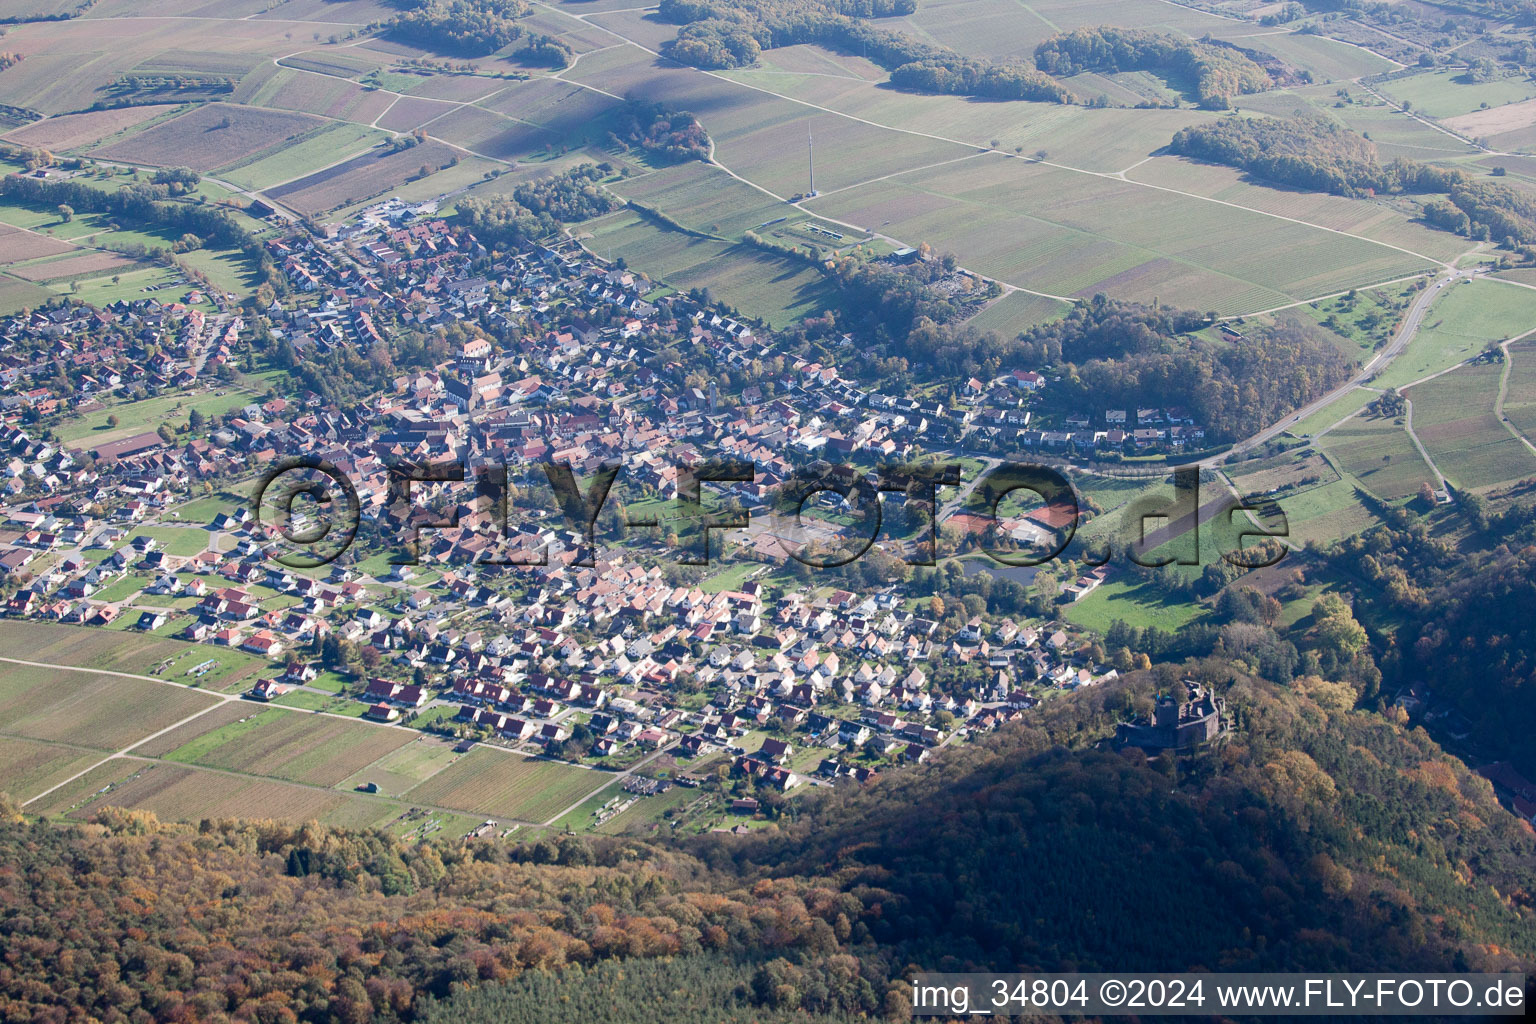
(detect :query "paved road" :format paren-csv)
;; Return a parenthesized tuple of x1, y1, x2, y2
(1203, 266, 1478, 468)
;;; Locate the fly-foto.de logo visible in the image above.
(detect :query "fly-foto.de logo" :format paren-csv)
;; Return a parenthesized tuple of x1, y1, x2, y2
(251, 457, 1288, 572)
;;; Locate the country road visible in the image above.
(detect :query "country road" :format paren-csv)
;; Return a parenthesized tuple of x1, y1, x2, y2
(1203, 266, 1479, 468)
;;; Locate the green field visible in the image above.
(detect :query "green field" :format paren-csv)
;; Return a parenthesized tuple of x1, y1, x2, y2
(216, 121, 390, 191)
(582, 209, 838, 328)
(128, 526, 213, 557)
(0, 275, 53, 314)
(1316, 414, 1435, 501)
(1379, 69, 1536, 121)
(965, 290, 1072, 336)
(1374, 279, 1536, 390)
(1289, 387, 1379, 440)
(57, 390, 254, 446)
(1295, 286, 1411, 356)
(1062, 577, 1207, 633)
(1271, 475, 1380, 545)
(1407, 361, 1536, 492)
(402, 748, 613, 824)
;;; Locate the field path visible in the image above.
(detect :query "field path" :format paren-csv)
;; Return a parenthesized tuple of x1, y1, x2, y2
(537, 742, 674, 827)
(536, 2, 1451, 277)
(1495, 339, 1536, 456)
(1399, 394, 1448, 492)
(2, 654, 559, 817)
(1204, 266, 1476, 467)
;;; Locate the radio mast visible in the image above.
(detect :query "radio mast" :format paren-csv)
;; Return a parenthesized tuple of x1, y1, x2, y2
(807, 130, 816, 197)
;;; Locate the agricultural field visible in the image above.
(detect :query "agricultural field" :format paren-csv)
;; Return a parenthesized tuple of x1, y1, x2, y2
(1267, 475, 1379, 545)
(1227, 450, 1341, 498)
(62, 760, 405, 829)
(376, 94, 462, 133)
(1407, 361, 1536, 492)
(1123, 156, 1466, 267)
(132, 701, 256, 758)
(879, 0, 1233, 64)
(0, 663, 220, 753)
(1, 105, 182, 153)
(1316, 414, 1435, 501)
(1224, 29, 1395, 82)
(0, 737, 105, 803)
(340, 736, 464, 797)
(10, 250, 141, 282)
(0, 274, 52, 313)
(1373, 278, 1536, 390)
(234, 64, 397, 124)
(266, 139, 466, 214)
(1443, 98, 1536, 150)
(608, 162, 790, 240)
(0, 223, 75, 263)
(1379, 69, 1536, 122)
(401, 747, 613, 824)
(1502, 337, 1536, 441)
(805, 155, 1436, 312)
(24, 758, 145, 817)
(713, 66, 1218, 175)
(582, 208, 839, 328)
(423, 106, 561, 161)
(94, 104, 326, 172)
(216, 122, 389, 191)
(480, 78, 619, 138)
(0, 620, 263, 689)
(159, 706, 417, 787)
(961, 289, 1072, 336)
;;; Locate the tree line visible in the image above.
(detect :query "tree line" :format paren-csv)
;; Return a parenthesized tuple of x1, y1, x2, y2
(0, 173, 285, 295)
(2, 649, 1531, 1021)
(655, 0, 1073, 103)
(1170, 115, 1536, 244)
(454, 163, 618, 247)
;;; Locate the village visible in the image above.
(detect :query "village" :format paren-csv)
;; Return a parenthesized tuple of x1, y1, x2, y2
(0, 196, 1181, 820)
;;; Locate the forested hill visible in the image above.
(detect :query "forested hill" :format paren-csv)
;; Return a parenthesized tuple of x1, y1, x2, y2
(1008, 297, 1355, 443)
(701, 668, 1536, 979)
(2, 663, 1533, 1022)
(1328, 505, 1536, 773)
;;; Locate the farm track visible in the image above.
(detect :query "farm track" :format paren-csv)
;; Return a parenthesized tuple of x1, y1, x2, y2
(55, 8, 1454, 321)
(1495, 339, 1536, 456)
(523, 2, 1451, 313)
(1400, 395, 1448, 492)
(1205, 265, 1478, 468)
(3, 654, 574, 823)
